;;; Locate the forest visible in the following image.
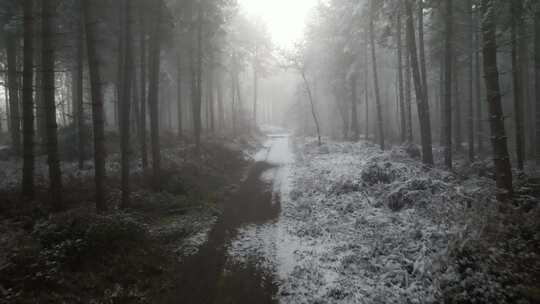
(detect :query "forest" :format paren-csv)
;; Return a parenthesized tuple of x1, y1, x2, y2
(0, 0, 539, 303)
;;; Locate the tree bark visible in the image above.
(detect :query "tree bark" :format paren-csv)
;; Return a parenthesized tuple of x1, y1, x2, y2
(120, 0, 133, 208)
(138, 3, 148, 170)
(73, 9, 85, 170)
(534, 3, 540, 163)
(417, 0, 428, 112)
(177, 52, 183, 137)
(369, 0, 385, 150)
(350, 73, 359, 141)
(300, 70, 321, 146)
(42, 0, 62, 206)
(467, 0, 475, 161)
(22, 0, 34, 198)
(6, 33, 20, 156)
(397, 11, 406, 143)
(405, 0, 433, 165)
(481, 0, 513, 201)
(443, 0, 453, 168)
(148, 0, 162, 184)
(83, 0, 107, 212)
(475, 7, 484, 154)
(511, 0, 524, 171)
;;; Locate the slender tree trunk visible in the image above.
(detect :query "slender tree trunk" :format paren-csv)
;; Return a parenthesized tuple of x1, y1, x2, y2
(42, 0, 62, 206)
(417, 0, 428, 110)
(252, 50, 258, 125)
(443, 0, 453, 168)
(511, 0, 524, 171)
(481, 0, 513, 201)
(369, 0, 385, 150)
(405, 0, 433, 165)
(230, 64, 237, 137)
(467, 0, 475, 161)
(22, 0, 34, 198)
(364, 38, 370, 140)
(193, 3, 203, 154)
(177, 53, 183, 137)
(534, 3, 540, 163)
(6, 33, 20, 156)
(73, 12, 85, 169)
(350, 73, 359, 141)
(454, 56, 462, 151)
(148, 0, 162, 184)
(138, 4, 148, 170)
(83, 0, 107, 212)
(217, 70, 224, 130)
(404, 33, 413, 143)
(300, 70, 321, 146)
(475, 7, 483, 154)
(120, 0, 133, 208)
(397, 11, 406, 143)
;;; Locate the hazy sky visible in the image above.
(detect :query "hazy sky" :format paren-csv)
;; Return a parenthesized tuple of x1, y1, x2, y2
(238, 0, 318, 48)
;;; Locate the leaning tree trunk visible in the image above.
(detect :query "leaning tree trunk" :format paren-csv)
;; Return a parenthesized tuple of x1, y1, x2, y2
(83, 0, 107, 213)
(42, 0, 62, 207)
(22, 0, 34, 198)
(369, 0, 385, 150)
(148, 0, 162, 184)
(6, 33, 20, 156)
(511, 0, 524, 171)
(120, 0, 133, 208)
(300, 70, 321, 146)
(405, 0, 433, 165)
(481, 0, 513, 201)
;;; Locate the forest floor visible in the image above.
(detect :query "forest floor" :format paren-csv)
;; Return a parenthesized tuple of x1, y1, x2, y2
(0, 133, 262, 303)
(1, 131, 540, 303)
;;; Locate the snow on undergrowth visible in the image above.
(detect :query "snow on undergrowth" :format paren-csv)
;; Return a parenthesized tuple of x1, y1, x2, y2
(229, 137, 540, 304)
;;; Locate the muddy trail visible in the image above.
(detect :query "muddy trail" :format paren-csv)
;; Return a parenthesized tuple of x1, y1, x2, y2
(160, 150, 285, 303)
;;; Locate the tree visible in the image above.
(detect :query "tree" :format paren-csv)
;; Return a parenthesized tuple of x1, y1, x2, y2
(83, 0, 107, 213)
(369, 0, 385, 150)
(6, 26, 20, 156)
(120, 0, 133, 208)
(511, 0, 524, 171)
(22, 0, 34, 198)
(467, 0, 475, 162)
(443, 0, 453, 169)
(42, 0, 63, 206)
(405, 0, 433, 165)
(536, 0, 540, 163)
(480, 0, 513, 201)
(396, 9, 406, 143)
(148, 0, 163, 183)
(138, 2, 148, 170)
(73, 2, 85, 170)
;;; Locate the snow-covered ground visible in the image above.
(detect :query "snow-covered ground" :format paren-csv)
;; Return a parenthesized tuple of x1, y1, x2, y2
(228, 137, 498, 303)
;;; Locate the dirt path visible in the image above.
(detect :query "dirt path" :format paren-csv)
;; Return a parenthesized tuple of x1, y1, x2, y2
(161, 134, 293, 304)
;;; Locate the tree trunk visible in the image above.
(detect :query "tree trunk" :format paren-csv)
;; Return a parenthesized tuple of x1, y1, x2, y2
(148, 0, 162, 184)
(405, 0, 433, 165)
(193, 2, 203, 154)
(511, 0, 524, 171)
(73, 11, 85, 170)
(42, 0, 62, 206)
(534, 3, 540, 164)
(467, 0, 475, 161)
(443, 0, 453, 168)
(300, 70, 321, 146)
(83, 0, 107, 212)
(481, 0, 513, 201)
(177, 53, 183, 137)
(369, 0, 385, 150)
(120, 0, 133, 208)
(397, 11, 406, 143)
(22, 0, 34, 198)
(139, 3, 148, 170)
(404, 31, 413, 143)
(253, 50, 258, 125)
(217, 70, 224, 130)
(350, 73, 359, 141)
(475, 7, 484, 154)
(6, 33, 20, 156)
(417, 0, 428, 110)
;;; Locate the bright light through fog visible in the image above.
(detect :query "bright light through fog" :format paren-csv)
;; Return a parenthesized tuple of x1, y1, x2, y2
(238, 0, 317, 49)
